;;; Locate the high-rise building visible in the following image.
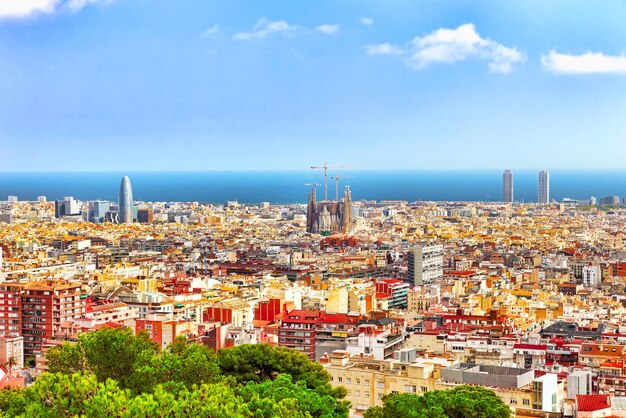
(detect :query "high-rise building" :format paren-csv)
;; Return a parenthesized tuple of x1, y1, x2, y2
(54, 196, 80, 218)
(407, 244, 443, 286)
(503, 170, 514, 203)
(20, 280, 84, 356)
(89, 200, 110, 223)
(119, 176, 133, 224)
(538, 170, 550, 204)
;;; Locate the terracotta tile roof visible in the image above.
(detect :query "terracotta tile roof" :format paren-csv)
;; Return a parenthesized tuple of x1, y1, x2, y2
(577, 394, 611, 411)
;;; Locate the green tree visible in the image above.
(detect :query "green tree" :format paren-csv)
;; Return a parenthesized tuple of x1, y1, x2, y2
(217, 344, 331, 390)
(364, 386, 511, 418)
(130, 339, 220, 394)
(46, 343, 85, 374)
(238, 374, 350, 418)
(45, 328, 159, 392)
(3, 356, 18, 373)
(126, 382, 250, 418)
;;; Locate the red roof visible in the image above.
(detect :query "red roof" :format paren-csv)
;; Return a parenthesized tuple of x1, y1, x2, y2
(577, 394, 611, 411)
(319, 313, 360, 324)
(382, 279, 403, 285)
(376, 292, 392, 300)
(445, 270, 477, 277)
(514, 343, 547, 350)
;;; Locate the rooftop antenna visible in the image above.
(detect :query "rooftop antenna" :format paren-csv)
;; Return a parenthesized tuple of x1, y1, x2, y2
(310, 162, 344, 201)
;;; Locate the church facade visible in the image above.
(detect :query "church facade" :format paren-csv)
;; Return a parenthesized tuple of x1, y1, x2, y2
(306, 186, 352, 235)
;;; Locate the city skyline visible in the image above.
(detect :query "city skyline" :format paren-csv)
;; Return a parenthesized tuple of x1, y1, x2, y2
(2, 1, 626, 171)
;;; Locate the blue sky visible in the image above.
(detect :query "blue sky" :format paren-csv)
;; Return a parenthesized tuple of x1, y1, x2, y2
(1, 0, 626, 171)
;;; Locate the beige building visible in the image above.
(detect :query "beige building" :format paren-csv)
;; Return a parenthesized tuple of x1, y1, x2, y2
(0, 336, 24, 370)
(324, 350, 454, 413)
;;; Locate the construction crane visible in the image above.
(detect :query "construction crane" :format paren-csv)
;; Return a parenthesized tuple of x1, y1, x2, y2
(330, 175, 354, 201)
(310, 162, 344, 201)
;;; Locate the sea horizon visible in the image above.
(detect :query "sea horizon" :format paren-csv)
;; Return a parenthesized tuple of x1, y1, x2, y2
(1, 169, 625, 205)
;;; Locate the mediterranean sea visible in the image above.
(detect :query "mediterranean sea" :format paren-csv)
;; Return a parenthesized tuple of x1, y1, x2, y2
(0, 170, 625, 204)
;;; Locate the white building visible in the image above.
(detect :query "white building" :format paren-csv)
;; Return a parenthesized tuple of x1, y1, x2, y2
(582, 265, 602, 288)
(408, 244, 443, 286)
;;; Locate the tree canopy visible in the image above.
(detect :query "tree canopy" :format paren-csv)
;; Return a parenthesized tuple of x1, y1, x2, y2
(1, 328, 349, 417)
(364, 386, 511, 418)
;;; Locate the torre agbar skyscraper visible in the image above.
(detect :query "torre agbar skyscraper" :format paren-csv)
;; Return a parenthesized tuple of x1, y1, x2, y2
(119, 176, 133, 224)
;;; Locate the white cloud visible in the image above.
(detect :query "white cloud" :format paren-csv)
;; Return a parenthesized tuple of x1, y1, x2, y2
(0, 0, 60, 18)
(234, 18, 299, 40)
(364, 43, 404, 56)
(365, 24, 524, 73)
(0, 0, 110, 18)
(201, 24, 219, 37)
(541, 50, 626, 74)
(316, 24, 340, 35)
(359, 17, 373, 25)
(65, 0, 109, 12)
(408, 24, 524, 73)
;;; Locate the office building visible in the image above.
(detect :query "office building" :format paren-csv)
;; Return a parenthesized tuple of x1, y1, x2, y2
(407, 244, 443, 286)
(137, 208, 154, 224)
(503, 170, 513, 203)
(119, 176, 133, 224)
(538, 170, 549, 204)
(89, 200, 110, 223)
(6, 196, 17, 203)
(55, 196, 80, 218)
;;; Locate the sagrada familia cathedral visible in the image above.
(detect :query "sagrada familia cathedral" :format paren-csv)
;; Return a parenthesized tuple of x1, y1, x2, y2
(306, 186, 352, 235)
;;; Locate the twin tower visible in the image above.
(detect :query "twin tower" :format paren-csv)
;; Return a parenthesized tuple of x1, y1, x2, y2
(503, 170, 549, 204)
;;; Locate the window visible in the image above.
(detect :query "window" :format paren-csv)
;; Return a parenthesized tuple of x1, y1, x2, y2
(421, 387, 428, 393)
(523, 399, 530, 405)
(355, 391, 360, 397)
(365, 392, 370, 398)
(404, 385, 417, 393)
(338, 377, 342, 383)
(365, 380, 370, 385)
(356, 379, 361, 385)
(377, 381, 385, 389)
(510, 399, 517, 405)
(346, 378, 351, 384)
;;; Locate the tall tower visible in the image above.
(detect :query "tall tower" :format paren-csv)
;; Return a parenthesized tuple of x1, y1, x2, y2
(119, 176, 133, 224)
(503, 170, 514, 203)
(306, 186, 318, 233)
(341, 186, 352, 234)
(538, 170, 549, 204)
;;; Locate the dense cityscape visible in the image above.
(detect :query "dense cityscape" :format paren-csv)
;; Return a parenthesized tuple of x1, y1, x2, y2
(3, 1, 625, 416)
(0, 168, 625, 416)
